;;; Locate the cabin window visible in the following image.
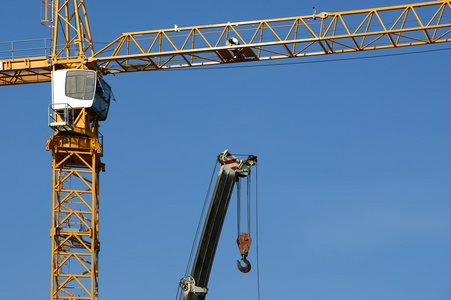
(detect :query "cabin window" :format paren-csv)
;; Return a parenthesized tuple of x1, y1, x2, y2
(97, 77, 114, 101)
(65, 70, 95, 100)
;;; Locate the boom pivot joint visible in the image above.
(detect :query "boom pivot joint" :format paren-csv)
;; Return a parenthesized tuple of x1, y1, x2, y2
(180, 276, 208, 300)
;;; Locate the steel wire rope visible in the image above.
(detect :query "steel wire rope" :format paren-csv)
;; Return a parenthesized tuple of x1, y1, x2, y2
(175, 160, 218, 300)
(158, 46, 451, 73)
(237, 173, 252, 235)
(235, 154, 253, 236)
(97, 43, 451, 72)
(247, 173, 251, 235)
(236, 154, 260, 299)
(255, 163, 261, 300)
(237, 178, 241, 236)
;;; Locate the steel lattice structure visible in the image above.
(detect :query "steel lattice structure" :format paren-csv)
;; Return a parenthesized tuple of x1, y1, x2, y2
(2, 1, 451, 85)
(46, 108, 104, 300)
(2, 1, 451, 300)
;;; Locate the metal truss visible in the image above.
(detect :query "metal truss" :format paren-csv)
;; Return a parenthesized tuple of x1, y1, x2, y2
(50, 0, 94, 62)
(0, 0, 94, 85)
(92, 0, 451, 73)
(47, 114, 104, 300)
(2, 0, 451, 85)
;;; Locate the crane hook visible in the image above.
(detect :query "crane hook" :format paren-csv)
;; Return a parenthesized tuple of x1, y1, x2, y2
(236, 232, 252, 273)
(237, 255, 251, 273)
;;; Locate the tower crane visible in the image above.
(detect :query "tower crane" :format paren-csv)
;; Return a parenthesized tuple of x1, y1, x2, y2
(1, 1, 451, 299)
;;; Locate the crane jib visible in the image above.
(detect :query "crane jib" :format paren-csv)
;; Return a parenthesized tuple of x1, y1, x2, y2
(2, 1, 451, 85)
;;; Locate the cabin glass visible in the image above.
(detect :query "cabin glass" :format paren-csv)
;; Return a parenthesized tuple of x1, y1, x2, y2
(65, 70, 95, 100)
(92, 77, 113, 121)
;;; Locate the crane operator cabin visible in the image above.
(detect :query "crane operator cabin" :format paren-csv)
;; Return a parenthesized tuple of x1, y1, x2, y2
(51, 69, 114, 122)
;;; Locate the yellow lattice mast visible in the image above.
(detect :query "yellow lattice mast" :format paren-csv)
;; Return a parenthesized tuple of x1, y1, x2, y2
(43, 1, 104, 299)
(46, 114, 103, 300)
(2, 1, 451, 300)
(43, 0, 95, 70)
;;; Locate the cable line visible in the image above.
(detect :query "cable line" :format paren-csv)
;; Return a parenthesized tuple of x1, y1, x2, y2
(163, 46, 451, 73)
(247, 174, 251, 235)
(255, 163, 261, 300)
(237, 178, 241, 237)
(176, 160, 218, 300)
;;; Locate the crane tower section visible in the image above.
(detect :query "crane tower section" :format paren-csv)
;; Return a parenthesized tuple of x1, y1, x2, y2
(41, 2, 111, 299)
(1, 1, 451, 300)
(46, 104, 104, 300)
(46, 66, 113, 300)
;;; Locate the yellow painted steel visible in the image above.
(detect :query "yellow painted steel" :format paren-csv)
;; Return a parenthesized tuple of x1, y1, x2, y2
(47, 109, 104, 300)
(2, 1, 451, 85)
(41, 3, 99, 297)
(1, 1, 451, 299)
(50, 0, 95, 66)
(90, 0, 451, 73)
(0, 56, 50, 85)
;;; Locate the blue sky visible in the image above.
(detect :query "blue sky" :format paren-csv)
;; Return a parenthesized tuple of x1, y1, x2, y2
(1, 1, 451, 299)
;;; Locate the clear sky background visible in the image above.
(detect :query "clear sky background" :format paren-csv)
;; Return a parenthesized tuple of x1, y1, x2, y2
(1, 0, 451, 299)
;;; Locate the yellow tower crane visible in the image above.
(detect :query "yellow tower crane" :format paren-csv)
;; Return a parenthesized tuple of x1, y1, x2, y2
(1, 1, 451, 299)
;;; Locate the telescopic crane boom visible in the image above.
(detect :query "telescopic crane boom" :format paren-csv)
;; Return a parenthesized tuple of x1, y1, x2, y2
(2, 1, 451, 299)
(180, 150, 257, 300)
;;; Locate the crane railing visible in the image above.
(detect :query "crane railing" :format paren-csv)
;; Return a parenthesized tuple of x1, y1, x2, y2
(0, 38, 51, 60)
(1, 0, 451, 85)
(90, 1, 451, 73)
